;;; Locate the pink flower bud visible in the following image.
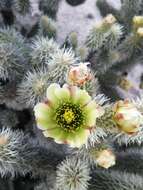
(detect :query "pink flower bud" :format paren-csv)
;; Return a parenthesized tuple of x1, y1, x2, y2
(113, 100, 143, 134)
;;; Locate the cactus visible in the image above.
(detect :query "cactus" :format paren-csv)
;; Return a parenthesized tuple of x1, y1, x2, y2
(0, 1, 143, 190)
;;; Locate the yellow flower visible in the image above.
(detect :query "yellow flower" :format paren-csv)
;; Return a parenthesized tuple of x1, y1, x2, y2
(68, 62, 92, 86)
(34, 83, 103, 148)
(113, 100, 143, 134)
(96, 149, 116, 169)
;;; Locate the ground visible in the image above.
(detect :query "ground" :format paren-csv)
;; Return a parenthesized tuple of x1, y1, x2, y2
(57, 0, 121, 45)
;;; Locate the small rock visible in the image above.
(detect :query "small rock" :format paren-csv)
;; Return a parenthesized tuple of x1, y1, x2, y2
(66, 0, 86, 6)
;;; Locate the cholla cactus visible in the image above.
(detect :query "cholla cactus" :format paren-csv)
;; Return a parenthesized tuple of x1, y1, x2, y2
(0, 128, 31, 177)
(76, 46, 88, 61)
(0, 27, 24, 46)
(89, 170, 143, 190)
(97, 0, 142, 31)
(96, 106, 118, 134)
(35, 173, 57, 190)
(17, 67, 49, 108)
(96, 0, 120, 19)
(114, 128, 143, 146)
(0, 29, 29, 110)
(0, 43, 27, 108)
(47, 48, 77, 85)
(39, 15, 57, 38)
(0, 43, 25, 79)
(30, 36, 59, 67)
(86, 14, 123, 75)
(0, 0, 13, 10)
(50, 48, 76, 66)
(86, 14, 122, 51)
(117, 30, 143, 62)
(0, 109, 19, 128)
(63, 32, 78, 50)
(56, 157, 90, 190)
(103, 23, 123, 51)
(0, 1, 143, 190)
(0, 128, 68, 178)
(78, 140, 115, 169)
(0, 27, 29, 57)
(120, 0, 142, 30)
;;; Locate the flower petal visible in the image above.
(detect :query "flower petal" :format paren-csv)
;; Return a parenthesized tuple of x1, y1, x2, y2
(84, 101, 97, 112)
(73, 89, 91, 105)
(43, 128, 67, 142)
(67, 128, 90, 148)
(83, 100, 104, 127)
(66, 85, 79, 97)
(37, 118, 56, 131)
(54, 87, 70, 100)
(85, 110, 97, 126)
(46, 83, 60, 103)
(34, 103, 51, 120)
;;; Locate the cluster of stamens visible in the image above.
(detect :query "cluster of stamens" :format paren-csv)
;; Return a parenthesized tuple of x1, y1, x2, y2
(55, 102, 85, 132)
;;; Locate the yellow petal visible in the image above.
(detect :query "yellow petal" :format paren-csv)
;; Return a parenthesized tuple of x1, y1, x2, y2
(73, 89, 91, 105)
(84, 101, 104, 126)
(85, 101, 104, 117)
(84, 101, 97, 112)
(34, 103, 51, 120)
(85, 109, 97, 126)
(67, 128, 90, 148)
(36, 118, 55, 131)
(43, 127, 90, 148)
(54, 87, 70, 100)
(43, 128, 67, 142)
(46, 83, 60, 103)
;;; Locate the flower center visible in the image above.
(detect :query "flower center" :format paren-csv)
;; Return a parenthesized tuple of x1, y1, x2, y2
(63, 109, 75, 124)
(55, 102, 85, 132)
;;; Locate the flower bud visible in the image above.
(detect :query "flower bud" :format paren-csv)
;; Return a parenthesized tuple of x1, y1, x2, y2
(103, 14, 116, 25)
(113, 100, 143, 134)
(68, 62, 92, 86)
(137, 27, 143, 37)
(0, 135, 8, 145)
(96, 149, 116, 169)
(133, 16, 143, 28)
(96, 14, 116, 29)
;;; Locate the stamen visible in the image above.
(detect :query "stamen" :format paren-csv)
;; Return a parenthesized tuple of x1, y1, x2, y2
(55, 102, 85, 132)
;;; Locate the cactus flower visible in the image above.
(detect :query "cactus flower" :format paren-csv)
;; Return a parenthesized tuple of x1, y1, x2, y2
(34, 83, 103, 148)
(113, 100, 143, 134)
